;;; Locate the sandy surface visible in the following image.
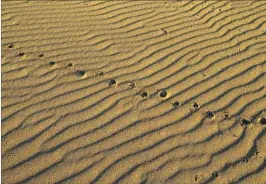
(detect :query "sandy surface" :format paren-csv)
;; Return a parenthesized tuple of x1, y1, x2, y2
(1, 1, 266, 183)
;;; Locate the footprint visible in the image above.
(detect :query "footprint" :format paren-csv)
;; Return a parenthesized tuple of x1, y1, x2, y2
(172, 101, 180, 108)
(48, 61, 56, 67)
(205, 111, 215, 119)
(242, 157, 249, 162)
(212, 171, 219, 178)
(67, 63, 73, 67)
(216, 130, 223, 136)
(76, 70, 86, 77)
(128, 81, 136, 88)
(194, 175, 198, 181)
(97, 71, 105, 76)
(192, 102, 200, 111)
(240, 118, 251, 126)
(18, 52, 25, 57)
(161, 28, 168, 35)
(224, 111, 231, 119)
(158, 90, 167, 98)
(258, 117, 266, 125)
(140, 91, 149, 99)
(108, 79, 116, 86)
(255, 149, 260, 156)
(8, 44, 14, 49)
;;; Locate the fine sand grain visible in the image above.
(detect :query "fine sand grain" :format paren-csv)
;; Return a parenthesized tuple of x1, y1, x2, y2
(1, 1, 266, 183)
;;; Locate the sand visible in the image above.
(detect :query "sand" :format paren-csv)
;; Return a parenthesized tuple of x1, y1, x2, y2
(1, 0, 266, 183)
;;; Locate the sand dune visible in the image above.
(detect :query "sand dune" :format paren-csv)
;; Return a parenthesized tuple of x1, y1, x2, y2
(1, 1, 266, 183)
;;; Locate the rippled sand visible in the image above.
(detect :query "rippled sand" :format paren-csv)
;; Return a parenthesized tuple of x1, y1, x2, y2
(2, 1, 266, 183)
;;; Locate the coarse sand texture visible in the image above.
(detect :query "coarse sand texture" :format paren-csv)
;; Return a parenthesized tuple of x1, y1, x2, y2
(1, 1, 266, 184)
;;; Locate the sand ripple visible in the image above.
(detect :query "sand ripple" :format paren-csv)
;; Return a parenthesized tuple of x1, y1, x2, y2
(2, 1, 266, 184)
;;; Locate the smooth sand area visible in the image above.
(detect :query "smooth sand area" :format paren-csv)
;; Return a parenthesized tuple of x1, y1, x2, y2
(2, 1, 266, 183)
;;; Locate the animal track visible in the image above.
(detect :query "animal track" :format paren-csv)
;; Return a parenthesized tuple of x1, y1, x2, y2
(8, 44, 14, 48)
(108, 79, 117, 86)
(76, 70, 86, 77)
(98, 71, 105, 76)
(191, 102, 200, 112)
(172, 101, 180, 108)
(212, 171, 219, 178)
(258, 117, 266, 125)
(224, 111, 231, 119)
(18, 52, 25, 57)
(128, 81, 136, 88)
(241, 118, 251, 126)
(194, 175, 199, 181)
(48, 61, 56, 67)
(140, 91, 149, 99)
(206, 111, 215, 119)
(158, 90, 167, 98)
(243, 157, 249, 162)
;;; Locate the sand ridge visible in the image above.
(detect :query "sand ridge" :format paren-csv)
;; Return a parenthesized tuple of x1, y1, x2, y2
(1, 0, 266, 183)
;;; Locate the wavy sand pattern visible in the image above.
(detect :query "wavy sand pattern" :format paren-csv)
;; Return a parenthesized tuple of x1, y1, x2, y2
(2, 1, 266, 183)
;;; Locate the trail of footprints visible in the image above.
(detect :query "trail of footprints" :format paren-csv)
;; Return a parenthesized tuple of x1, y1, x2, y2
(3, 42, 266, 182)
(8, 43, 266, 127)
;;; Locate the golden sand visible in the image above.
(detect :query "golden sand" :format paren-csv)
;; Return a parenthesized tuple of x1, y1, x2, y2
(1, 1, 266, 183)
